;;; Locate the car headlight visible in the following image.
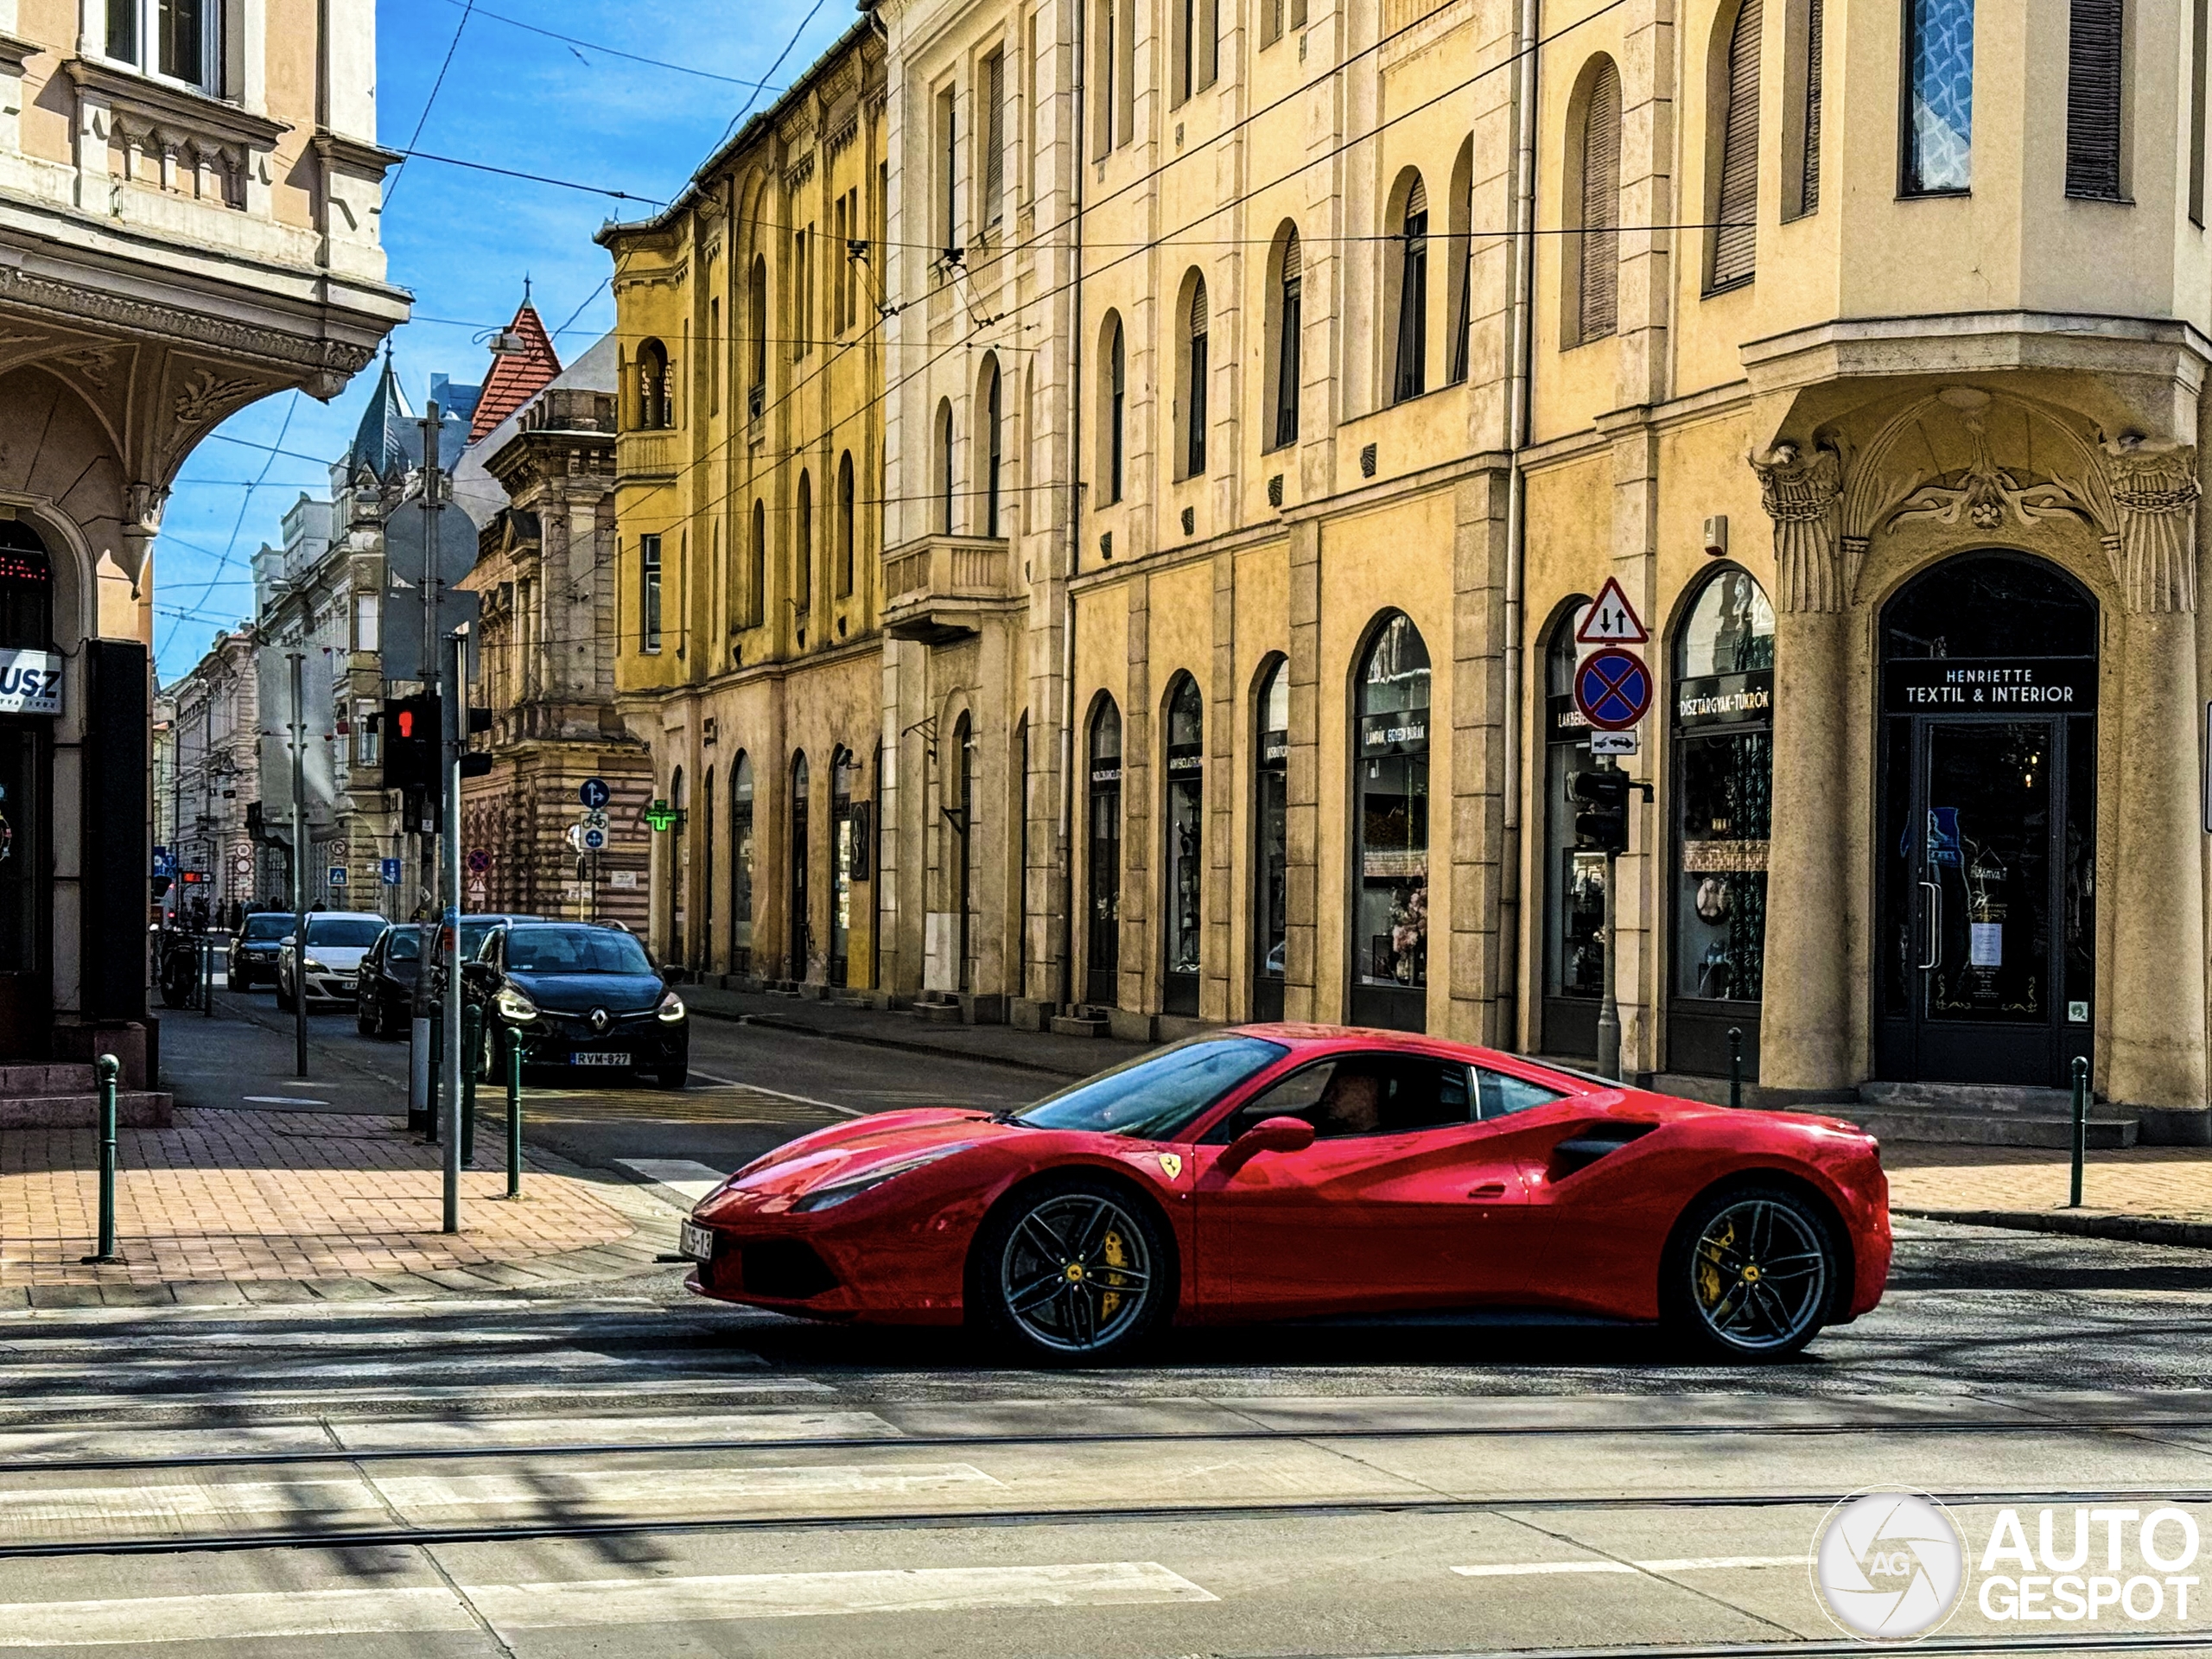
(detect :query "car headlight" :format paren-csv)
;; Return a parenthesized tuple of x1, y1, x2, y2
(790, 1143, 973, 1213)
(493, 987, 539, 1023)
(656, 989, 687, 1023)
(303, 958, 329, 975)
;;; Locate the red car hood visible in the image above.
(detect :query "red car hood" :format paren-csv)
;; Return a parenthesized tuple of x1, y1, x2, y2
(696, 1107, 1006, 1215)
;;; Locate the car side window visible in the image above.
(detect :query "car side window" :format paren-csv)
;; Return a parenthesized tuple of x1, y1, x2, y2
(1477, 1068, 1569, 1119)
(1213, 1054, 1472, 1142)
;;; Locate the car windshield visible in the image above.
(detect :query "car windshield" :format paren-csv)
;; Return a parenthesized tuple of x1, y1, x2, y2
(387, 931, 421, 963)
(241, 916, 289, 942)
(306, 917, 385, 948)
(1014, 1037, 1289, 1141)
(506, 928, 655, 976)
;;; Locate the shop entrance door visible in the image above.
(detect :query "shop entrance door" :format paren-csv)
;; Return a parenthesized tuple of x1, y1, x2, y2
(1885, 716, 2082, 1086)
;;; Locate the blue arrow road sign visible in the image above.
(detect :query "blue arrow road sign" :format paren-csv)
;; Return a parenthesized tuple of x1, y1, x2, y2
(579, 779, 612, 810)
(379, 858, 402, 886)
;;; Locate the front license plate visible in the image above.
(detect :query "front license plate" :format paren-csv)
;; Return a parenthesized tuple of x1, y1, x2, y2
(572, 1052, 630, 1067)
(678, 1220, 715, 1262)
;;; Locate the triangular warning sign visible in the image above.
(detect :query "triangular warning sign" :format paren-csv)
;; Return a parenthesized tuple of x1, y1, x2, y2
(1576, 576, 1649, 645)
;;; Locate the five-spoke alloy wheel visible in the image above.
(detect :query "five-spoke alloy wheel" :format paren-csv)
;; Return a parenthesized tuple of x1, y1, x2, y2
(972, 1175, 1172, 1363)
(1663, 1183, 1839, 1360)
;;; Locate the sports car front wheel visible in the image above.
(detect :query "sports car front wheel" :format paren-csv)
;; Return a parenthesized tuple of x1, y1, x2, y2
(972, 1177, 1172, 1363)
(1662, 1184, 1840, 1361)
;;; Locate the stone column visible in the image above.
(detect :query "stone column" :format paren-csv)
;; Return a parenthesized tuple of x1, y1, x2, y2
(2104, 442, 2209, 1138)
(1750, 443, 1853, 1096)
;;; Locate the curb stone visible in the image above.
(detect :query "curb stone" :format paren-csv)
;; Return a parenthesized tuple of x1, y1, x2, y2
(1898, 1205, 2212, 1250)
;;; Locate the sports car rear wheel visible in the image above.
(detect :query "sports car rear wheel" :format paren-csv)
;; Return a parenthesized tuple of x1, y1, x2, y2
(1663, 1184, 1838, 1360)
(973, 1177, 1170, 1363)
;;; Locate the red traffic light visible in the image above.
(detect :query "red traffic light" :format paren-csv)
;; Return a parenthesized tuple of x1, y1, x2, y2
(397, 709, 416, 740)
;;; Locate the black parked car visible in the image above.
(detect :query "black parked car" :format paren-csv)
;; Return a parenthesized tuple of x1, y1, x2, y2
(229, 912, 292, 991)
(463, 922, 688, 1089)
(354, 924, 423, 1038)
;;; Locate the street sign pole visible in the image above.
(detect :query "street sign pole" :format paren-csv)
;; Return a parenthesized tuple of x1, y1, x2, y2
(1597, 756, 1622, 1083)
(1571, 588, 1653, 1086)
(288, 651, 308, 1079)
(442, 626, 467, 1232)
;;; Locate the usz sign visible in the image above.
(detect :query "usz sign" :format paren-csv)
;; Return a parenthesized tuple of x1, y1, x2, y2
(0, 648, 61, 716)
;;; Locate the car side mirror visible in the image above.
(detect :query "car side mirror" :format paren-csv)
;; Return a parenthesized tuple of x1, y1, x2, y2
(1220, 1115, 1318, 1174)
(461, 961, 497, 987)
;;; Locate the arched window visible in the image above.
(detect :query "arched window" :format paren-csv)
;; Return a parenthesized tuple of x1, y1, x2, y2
(1175, 0, 1218, 102)
(1252, 657, 1290, 1019)
(636, 339, 671, 430)
(748, 257, 768, 411)
(701, 766, 715, 972)
(1177, 270, 1209, 479)
(669, 766, 688, 967)
(0, 522, 53, 651)
(1014, 710, 1031, 993)
(1447, 137, 1475, 384)
(1709, 0, 1763, 287)
(1904, 0, 1971, 194)
(789, 752, 810, 982)
(1541, 599, 1604, 1057)
(1162, 674, 1204, 1016)
(730, 753, 755, 972)
(836, 451, 856, 597)
(1670, 567, 1775, 1070)
(830, 748, 857, 987)
(1568, 58, 1621, 345)
(1101, 313, 1127, 505)
(794, 470, 813, 633)
(1391, 175, 1429, 404)
(936, 398, 956, 534)
(1086, 697, 1122, 1005)
(1267, 225, 1302, 450)
(1351, 613, 1431, 1031)
(952, 713, 975, 992)
(748, 499, 766, 628)
(981, 355, 1003, 537)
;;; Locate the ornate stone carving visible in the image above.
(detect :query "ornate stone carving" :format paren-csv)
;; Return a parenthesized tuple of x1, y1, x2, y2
(173, 365, 260, 429)
(58, 346, 119, 388)
(0, 264, 377, 382)
(1885, 390, 2097, 537)
(2103, 437, 2201, 613)
(1748, 442, 1846, 613)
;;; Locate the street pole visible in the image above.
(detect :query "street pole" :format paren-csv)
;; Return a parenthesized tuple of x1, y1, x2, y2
(410, 404, 446, 1134)
(1595, 754, 1621, 1083)
(289, 651, 308, 1079)
(442, 626, 467, 1231)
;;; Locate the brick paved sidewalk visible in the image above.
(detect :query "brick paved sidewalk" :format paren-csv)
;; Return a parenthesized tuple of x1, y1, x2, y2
(1888, 1141, 2212, 1244)
(0, 1107, 663, 1298)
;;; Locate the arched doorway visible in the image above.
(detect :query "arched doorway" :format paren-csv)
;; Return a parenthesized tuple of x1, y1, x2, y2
(1086, 698, 1122, 1006)
(1351, 612, 1431, 1032)
(1541, 599, 1603, 1058)
(668, 767, 686, 968)
(700, 766, 715, 972)
(1161, 674, 1203, 1016)
(729, 753, 753, 974)
(1669, 568, 1774, 1076)
(788, 753, 810, 982)
(830, 748, 857, 987)
(1252, 658, 1289, 1020)
(1876, 551, 2098, 1086)
(0, 522, 52, 1052)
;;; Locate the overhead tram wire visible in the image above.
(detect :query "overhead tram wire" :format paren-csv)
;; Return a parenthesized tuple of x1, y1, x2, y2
(433, 0, 795, 92)
(159, 389, 302, 661)
(384, 1, 476, 209)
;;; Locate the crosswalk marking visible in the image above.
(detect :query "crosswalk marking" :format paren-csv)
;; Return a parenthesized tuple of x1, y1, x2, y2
(0, 1562, 1215, 1646)
(0, 1377, 831, 1413)
(1452, 1555, 1805, 1578)
(616, 1158, 729, 1205)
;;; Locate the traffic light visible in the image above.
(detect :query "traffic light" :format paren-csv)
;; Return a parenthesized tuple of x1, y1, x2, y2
(383, 695, 441, 793)
(1571, 766, 1631, 855)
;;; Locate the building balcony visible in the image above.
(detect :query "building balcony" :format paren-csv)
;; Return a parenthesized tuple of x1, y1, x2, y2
(615, 429, 680, 480)
(880, 536, 1014, 644)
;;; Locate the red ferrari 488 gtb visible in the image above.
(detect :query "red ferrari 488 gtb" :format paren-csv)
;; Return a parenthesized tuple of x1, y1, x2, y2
(681, 1026, 1890, 1362)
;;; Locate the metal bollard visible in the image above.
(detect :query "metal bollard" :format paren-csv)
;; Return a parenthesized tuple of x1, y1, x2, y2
(201, 937, 213, 1017)
(425, 1012, 441, 1146)
(1727, 1027, 1745, 1112)
(505, 1025, 523, 1199)
(80, 1055, 122, 1265)
(460, 1002, 479, 1166)
(2069, 1055, 2088, 1209)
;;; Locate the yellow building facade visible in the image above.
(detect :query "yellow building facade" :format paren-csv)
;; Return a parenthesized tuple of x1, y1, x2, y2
(602, 22, 889, 992)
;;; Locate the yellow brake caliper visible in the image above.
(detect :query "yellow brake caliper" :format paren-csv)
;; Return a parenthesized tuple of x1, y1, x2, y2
(1098, 1229, 1127, 1321)
(1696, 1219, 1734, 1310)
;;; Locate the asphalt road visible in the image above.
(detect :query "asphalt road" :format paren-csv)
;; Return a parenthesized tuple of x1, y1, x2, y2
(92, 992, 2212, 1655)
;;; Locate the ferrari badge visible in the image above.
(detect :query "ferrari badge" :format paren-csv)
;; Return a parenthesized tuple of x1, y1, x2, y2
(1157, 1153, 1183, 1180)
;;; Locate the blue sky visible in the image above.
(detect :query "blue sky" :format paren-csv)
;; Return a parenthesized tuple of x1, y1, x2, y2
(152, 0, 850, 682)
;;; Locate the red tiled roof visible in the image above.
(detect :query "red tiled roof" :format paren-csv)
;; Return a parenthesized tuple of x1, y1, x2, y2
(468, 302, 562, 444)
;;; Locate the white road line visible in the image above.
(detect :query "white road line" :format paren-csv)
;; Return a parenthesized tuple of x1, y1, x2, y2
(1452, 1555, 1805, 1579)
(380, 1461, 1002, 1510)
(0, 1378, 830, 1412)
(0, 1563, 1216, 1646)
(0, 1586, 475, 1648)
(617, 1158, 730, 1206)
(472, 1562, 1217, 1628)
(685, 1069, 864, 1116)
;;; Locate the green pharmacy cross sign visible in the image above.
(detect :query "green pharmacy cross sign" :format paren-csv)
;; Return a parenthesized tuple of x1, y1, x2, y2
(644, 799, 679, 833)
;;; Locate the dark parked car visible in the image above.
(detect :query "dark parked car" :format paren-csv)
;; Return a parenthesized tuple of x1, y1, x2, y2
(463, 922, 688, 1089)
(354, 925, 423, 1038)
(229, 912, 291, 991)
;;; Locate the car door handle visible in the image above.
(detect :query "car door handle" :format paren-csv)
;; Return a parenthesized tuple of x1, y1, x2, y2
(1467, 1182, 1507, 1199)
